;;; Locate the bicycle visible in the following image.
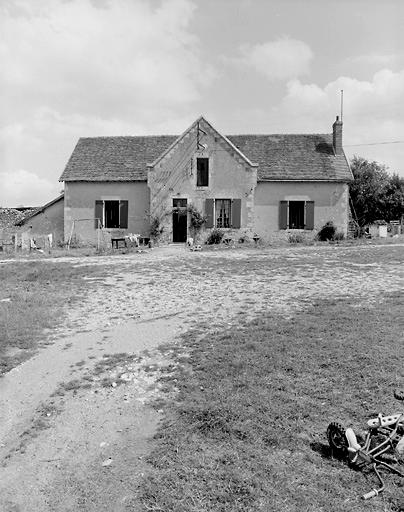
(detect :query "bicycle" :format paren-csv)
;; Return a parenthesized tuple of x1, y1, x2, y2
(327, 389, 404, 500)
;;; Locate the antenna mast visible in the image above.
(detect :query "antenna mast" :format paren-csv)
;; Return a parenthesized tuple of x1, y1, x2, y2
(340, 89, 344, 122)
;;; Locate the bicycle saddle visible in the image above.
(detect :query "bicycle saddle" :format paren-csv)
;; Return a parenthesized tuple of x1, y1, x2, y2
(367, 413, 403, 428)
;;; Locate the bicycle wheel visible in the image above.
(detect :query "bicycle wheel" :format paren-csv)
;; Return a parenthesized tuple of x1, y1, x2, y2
(327, 422, 349, 458)
(394, 389, 404, 401)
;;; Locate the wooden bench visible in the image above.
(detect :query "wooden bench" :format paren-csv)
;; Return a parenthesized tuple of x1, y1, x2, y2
(111, 235, 150, 249)
(111, 237, 127, 249)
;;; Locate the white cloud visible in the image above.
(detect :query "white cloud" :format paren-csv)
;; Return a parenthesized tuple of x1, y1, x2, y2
(272, 68, 404, 176)
(239, 38, 313, 81)
(277, 68, 404, 128)
(0, 0, 213, 124)
(0, 169, 60, 207)
(0, 0, 215, 205)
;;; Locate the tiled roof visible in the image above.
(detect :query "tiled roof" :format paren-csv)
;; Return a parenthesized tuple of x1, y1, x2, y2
(60, 136, 177, 182)
(0, 208, 28, 230)
(60, 133, 352, 182)
(228, 134, 352, 181)
(15, 193, 64, 226)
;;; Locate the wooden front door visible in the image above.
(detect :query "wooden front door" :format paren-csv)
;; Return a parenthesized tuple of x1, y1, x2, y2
(172, 198, 187, 243)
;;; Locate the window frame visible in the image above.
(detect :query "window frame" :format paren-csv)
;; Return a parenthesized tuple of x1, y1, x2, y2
(215, 198, 232, 229)
(104, 200, 120, 229)
(95, 200, 128, 229)
(196, 157, 209, 187)
(288, 201, 305, 230)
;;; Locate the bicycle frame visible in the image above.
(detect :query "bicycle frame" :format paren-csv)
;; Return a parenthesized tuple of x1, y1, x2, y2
(345, 413, 404, 499)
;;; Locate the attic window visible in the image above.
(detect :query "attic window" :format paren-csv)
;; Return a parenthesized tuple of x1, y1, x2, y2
(196, 158, 209, 187)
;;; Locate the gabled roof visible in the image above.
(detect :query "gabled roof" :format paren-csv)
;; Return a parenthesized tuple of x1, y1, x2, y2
(60, 124, 352, 183)
(16, 193, 64, 226)
(149, 116, 258, 169)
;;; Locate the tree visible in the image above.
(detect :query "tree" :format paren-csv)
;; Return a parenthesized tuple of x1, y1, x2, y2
(349, 156, 404, 227)
(384, 173, 404, 222)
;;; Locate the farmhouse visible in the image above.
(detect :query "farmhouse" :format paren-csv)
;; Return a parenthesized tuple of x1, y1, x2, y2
(59, 116, 352, 245)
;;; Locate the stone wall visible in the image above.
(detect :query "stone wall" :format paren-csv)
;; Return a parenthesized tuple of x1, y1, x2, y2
(0, 209, 32, 252)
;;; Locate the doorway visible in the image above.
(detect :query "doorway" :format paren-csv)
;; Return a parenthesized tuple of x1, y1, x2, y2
(172, 198, 187, 243)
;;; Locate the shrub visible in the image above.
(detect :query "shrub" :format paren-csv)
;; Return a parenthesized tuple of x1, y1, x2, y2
(333, 231, 345, 241)
(187, 204, 207, 237)
(68, 234, 82, 248)
(288, 233, 304, 244)
(188, 204, 206, 229)
(205, 228, 224, 245)
(316, 221, 336, 241)
(150, 216, 163, 240)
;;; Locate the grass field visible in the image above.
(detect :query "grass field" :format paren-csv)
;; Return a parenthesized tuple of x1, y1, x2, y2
(141, 293, 404, 512)
(0, 261, 104, 375)
(1, 244, 403, 511)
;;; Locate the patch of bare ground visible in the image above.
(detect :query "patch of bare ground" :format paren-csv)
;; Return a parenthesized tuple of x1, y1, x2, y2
(1, 379, 158, 511)
(0, 316, 182, 511)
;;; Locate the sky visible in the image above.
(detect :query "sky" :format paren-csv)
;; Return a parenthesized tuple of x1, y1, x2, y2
(1, 0, 404, 207)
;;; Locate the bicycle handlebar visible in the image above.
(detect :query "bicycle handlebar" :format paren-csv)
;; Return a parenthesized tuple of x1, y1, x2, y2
(363, 489, 379, 500)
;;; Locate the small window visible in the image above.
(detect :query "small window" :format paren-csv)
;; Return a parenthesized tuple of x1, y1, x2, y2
(173, 198, 187, 209)
(197, 158, 209, 187)
(215, 199, 231, 228)
(289, 201, 305, 229)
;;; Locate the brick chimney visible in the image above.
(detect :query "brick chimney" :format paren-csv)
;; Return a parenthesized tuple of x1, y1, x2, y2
(333, 116, 343, 155)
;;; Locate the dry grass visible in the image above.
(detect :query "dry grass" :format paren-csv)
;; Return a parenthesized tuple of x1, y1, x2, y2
(141, 294, 404, 512)
(0, 261, 107, 375)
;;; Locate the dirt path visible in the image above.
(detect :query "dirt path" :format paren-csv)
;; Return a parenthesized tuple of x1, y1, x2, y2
(0, 315, 182, 511)
(0, 243, 403, 511)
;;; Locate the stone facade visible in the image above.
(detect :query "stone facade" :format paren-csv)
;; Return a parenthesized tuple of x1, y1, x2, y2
(147, 118, 257, 244)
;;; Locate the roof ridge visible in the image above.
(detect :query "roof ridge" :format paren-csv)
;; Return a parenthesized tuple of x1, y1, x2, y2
(228, 133, 331, 137)
(77, 133, 332, 140)
(79, 134, 178, 140)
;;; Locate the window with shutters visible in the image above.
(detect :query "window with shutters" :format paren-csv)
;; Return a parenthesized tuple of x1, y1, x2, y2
(95, 200, 128, 229)
(205, 198, 241, 229)
(215, 199, 231, 228)
(279, 200, 314, 230)
(196, 158, 209, 187)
